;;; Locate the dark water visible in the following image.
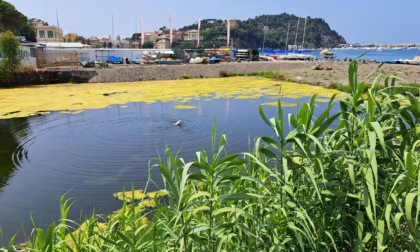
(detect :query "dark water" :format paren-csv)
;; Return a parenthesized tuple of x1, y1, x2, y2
(0, 96, 290, 243)
(0, 94, 336, 243)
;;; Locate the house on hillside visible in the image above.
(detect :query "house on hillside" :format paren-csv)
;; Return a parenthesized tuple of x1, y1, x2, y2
(184, 30, 202, 41)
(30, 18, 64, 43)
(64, 33, 85, 43)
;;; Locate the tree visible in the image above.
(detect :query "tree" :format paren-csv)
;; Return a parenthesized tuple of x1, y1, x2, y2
(0, 1, 36, 41)
(0, 30, 21, 81)
(142, 41, 154, 49)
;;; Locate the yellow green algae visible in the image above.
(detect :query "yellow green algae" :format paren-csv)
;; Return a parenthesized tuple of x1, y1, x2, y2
(0, 77, 344, 119)
(113, 189, 168, 202)
(60, 189, 168, 249)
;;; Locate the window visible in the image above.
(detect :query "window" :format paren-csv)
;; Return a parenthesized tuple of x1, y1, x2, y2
(47, 30, 54, 38)
(39, 30, 45, 38)
(30, 48, 37, 57)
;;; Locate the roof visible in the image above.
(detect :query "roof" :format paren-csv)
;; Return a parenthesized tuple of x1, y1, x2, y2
(44, 42, 85, 48)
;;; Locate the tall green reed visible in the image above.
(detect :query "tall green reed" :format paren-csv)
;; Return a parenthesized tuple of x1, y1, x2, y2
(3, 60, 419, 251)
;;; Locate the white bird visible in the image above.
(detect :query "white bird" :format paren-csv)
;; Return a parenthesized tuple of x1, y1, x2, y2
(173, 120, 182, 126)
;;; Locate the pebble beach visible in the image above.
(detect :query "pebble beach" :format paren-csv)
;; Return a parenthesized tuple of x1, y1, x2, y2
(89, 60, 420, 86)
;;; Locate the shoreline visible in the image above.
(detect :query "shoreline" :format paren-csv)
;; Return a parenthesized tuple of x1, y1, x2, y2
(89, 60, 419, 86)
(1, 60, 419, 87)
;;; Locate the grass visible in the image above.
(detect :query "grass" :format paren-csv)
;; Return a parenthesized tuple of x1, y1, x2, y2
(1, 60, 419, 251)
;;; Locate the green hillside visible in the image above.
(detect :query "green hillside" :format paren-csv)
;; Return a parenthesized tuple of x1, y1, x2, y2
(178, 13, 346, 49)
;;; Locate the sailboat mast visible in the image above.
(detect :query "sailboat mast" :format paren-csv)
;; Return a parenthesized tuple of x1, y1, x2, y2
(294, 17, 300, 51)
(112, 13, 114, 49)
(302, 18, 307, 49)
(56, 9, 61, 45)
(285, 22, 290, 52)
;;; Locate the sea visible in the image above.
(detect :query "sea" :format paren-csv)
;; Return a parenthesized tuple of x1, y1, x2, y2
(261, 48, 420, 63)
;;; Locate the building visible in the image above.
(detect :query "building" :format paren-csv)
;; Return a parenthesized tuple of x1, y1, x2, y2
(155, 35, 170, 49)
(64, 33, 84, 43)
(184, 30, 202, 41)
(30, 18, 64, 43)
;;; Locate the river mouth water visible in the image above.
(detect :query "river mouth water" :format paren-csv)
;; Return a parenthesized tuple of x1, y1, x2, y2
(0, 77, 343, 242)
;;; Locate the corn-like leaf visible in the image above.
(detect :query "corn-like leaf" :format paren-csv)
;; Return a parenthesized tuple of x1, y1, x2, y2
(212, 207, 245, 217)
(219, 193, 262, 203)
(377, 220, 387, 252)
(405, 192, 417, 228)
(384, 204, 394, 237)
(394, 213, 404, 233)
(371, 122, 386, 152)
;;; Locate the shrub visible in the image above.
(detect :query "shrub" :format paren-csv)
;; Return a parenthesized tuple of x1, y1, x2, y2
(219, 70, 228, 77)
(5, 61, 420, 251)
(0, 31, 21, 81)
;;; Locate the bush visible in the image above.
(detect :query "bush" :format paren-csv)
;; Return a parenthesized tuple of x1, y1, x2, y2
(0, 30, 21, 81)
(5, 61, 420, 251)
(219, 70, 228, 77)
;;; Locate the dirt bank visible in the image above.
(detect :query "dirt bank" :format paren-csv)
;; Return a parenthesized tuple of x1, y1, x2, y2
(89, 61, 420, 86)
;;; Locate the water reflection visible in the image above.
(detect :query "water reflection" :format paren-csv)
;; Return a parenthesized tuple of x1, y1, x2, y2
(0, 118, 30, 193)
(0, 95, 334, 243)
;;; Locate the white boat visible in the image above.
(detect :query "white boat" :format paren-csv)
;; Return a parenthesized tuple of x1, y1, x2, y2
(403, 56, 420, 65)
(278, 53, 315, 61)
(189, 57, 203, 64)
(279, 18, 315, 61)
(259, 55, 276, 61)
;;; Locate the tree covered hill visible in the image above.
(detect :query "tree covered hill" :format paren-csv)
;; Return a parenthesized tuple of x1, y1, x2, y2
(0, 0, 36, 41)
(179, 13, 346, 49)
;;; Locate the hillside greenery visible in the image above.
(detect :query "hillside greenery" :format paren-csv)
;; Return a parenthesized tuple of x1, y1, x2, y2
(0, 0, 36, 42)
(178, 13, 346, 49)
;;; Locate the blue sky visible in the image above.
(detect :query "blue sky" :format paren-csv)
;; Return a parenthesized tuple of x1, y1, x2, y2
(7, 0, 420, 44)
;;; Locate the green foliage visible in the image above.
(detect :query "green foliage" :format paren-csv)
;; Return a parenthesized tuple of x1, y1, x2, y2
(179, 14, 346, 49)
(142, 41, 154, 49)
(0, 1, 36, 41)
(3, 61, 419, 251)
(0, 30, 21, 81)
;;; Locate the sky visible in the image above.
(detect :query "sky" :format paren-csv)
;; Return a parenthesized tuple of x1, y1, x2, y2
(6, 0, 420, 45)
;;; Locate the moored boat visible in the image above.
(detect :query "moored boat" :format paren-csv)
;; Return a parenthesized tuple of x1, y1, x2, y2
(190, 57, 204, 64)
(320, 49, 335, 59)
(155, 58, 182, 65)
(278, 53, 315, 61)
(403, 56, 420, 65)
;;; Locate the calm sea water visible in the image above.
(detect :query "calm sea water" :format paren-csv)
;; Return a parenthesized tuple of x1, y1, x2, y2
(0, 95, 336, 243)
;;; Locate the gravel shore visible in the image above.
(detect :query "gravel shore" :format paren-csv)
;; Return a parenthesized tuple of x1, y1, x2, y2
(88, 61, 420, 86)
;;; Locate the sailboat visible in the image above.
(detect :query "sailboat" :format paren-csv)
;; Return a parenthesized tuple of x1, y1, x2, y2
(259, 21, 276, 61)
(278, 17, 315, 61)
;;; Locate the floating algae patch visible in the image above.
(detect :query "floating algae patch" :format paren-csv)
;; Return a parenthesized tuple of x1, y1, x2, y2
(174, 104, 197, 109)
(0, 77, 344, 119)
(113, 189, 168, 202)
(262, 101, 297, 107)
(113, 189, 146, 202)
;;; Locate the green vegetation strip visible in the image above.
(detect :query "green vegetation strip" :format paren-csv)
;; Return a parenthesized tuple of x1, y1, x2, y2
(2, 62, 420, 251)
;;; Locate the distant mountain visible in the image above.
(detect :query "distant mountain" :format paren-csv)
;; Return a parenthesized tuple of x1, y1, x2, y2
(179, 13, 346, 49)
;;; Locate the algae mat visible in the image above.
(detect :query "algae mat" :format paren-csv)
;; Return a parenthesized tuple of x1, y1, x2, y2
(0, 77, 343, 119)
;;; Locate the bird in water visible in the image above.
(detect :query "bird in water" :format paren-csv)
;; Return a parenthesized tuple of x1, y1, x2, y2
(173, 120, 182, 126)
